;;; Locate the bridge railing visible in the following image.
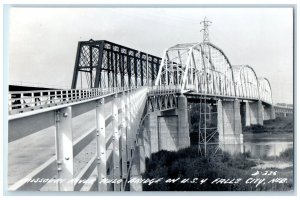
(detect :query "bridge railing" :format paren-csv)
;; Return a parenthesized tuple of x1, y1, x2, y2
(8, 86, 148, 191)
(9, 86, 138, 115)
(147, 85, 181, 96)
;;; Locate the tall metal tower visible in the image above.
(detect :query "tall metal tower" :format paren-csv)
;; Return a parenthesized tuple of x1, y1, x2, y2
(200, 17, 212, 43)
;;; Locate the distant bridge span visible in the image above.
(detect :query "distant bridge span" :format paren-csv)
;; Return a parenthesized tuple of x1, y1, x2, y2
(8, 40, 292, 192)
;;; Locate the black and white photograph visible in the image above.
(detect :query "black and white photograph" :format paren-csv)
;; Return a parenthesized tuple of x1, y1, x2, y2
(4, 3, 295, 194)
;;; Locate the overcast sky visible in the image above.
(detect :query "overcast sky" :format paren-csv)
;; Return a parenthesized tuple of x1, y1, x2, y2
(8, 7, 293, 104)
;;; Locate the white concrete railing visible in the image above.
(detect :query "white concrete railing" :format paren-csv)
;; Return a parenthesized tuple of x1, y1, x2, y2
(8, 87, 148, 191)
(147, 85, 181, 95)
(9, 86, 138, 115)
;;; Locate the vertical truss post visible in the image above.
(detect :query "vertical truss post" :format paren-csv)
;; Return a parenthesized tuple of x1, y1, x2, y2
(89, 46, 93, 88)
(96, 98, 107, 191)
(113, 50, 117, 88)
(94, 41, 105, 88)
(127, 56, 131, 88)
(134, 54, 138, 87)
(71, 42, 82, 89)
(151, 61, 155, 86)
(54, 107, 74, 191)
(146, 54, 149, 86)
(112, 94, 121, 191)
(107, 50, 111, 88)
(119, 51, 124, 88)
(141, 54, 144, 86)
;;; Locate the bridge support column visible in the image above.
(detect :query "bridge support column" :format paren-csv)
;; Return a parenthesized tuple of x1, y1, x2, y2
(129, 145, 143, 192)
(249, 101, 264, 126)
(177, 95, 190, 149)
(264, 105, 276, 121)
(129, 124, 145, 192)
(271, 106, 276, 119)
(148, 111, 159, 154)
(158, 109, 178, 151)
(218, 99, 243, 154)
(112, 94, 121, 191)
(138, 128, 146, 174)
(96, 98, 107, 192)
(241, 102, 251, 127)
(126, 91, 132, 162)
(54, 106, 74, 191)
(146, 95, 190, 153)
(120, 93, 128, 187)
(143, 119, 151, 158)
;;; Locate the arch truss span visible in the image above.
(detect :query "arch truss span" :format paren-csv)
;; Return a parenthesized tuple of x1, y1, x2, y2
(155, 42, 236, 97)
(232, 65, 259, 100)
(258, 77, 273, 104)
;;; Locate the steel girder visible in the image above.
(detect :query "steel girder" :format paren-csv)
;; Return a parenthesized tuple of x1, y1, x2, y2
(147, 94, 177, 112)
(154, 42, 273, 105)
(155, 42, 236, 97)
(70, 40, 273, 105)
(232, 65, 259, 100)
(258, 77, 273, 104)
(71, 40, 161, 89)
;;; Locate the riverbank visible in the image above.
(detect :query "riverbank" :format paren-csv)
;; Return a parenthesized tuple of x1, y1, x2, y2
(142, 147, 293, 191)
(243, 116, 293, 134)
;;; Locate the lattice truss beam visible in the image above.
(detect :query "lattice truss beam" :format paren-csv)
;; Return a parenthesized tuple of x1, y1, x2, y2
(147, 94, 177, 112)
(71, 40, 161, 89)
(232, 65, 259, 99)
(155, 42, 236, 97)
(154, 42, 273, 104)
(258, 77, 273, 104)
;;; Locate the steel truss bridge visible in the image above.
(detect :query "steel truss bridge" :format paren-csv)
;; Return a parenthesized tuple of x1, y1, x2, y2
(8, 39, 292, 192)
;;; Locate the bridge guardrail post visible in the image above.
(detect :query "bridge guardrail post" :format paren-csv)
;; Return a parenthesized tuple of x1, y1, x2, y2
(31, 92, 34, 107)
(126, 89, 132, 163)
(120, 92, 128, 189)
(112, 94, 121, 191)
(54, 106, 74, 191)
(96, 98, 107, 192)
(8, 93, 12, 112)
(20, 93, 24, 109)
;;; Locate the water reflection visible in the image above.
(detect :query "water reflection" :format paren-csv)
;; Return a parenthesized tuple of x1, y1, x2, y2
(243, 141, 293, 158)
(217, 133, 293, 158)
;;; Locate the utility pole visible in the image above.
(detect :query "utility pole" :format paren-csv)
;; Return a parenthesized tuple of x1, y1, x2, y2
(200, 17, 212, 43)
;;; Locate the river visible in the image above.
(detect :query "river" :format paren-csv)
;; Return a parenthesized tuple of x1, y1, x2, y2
(243, 132, 293, 158)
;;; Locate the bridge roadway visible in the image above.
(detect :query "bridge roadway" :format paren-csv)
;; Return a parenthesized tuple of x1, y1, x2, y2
(8, 86, 148, 191)
(9, 105, 111, 190)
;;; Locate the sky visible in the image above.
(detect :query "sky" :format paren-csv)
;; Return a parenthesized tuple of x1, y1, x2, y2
(8, 7, 293, 104)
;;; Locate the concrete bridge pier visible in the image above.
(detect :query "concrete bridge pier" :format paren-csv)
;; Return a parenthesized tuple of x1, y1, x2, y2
(158, 109, 178, 151)
(143, 119, 151, 159)
(240, 102, 251, 127)
(217, 99, 243, 154)
(129, 126, 146, 192)
(146, 95, 190, 153)
(129, 144, 143, 192)
(263, 104, 276, 120)
(177, 95, 190, 149)
(248, 100, 264, 126)
(148, 111, 160, 154)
